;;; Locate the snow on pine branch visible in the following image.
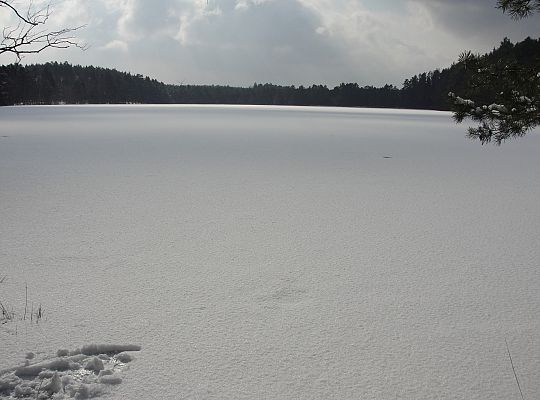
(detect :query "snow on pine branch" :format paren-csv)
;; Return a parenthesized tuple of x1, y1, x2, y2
(450, 50, 540, 144)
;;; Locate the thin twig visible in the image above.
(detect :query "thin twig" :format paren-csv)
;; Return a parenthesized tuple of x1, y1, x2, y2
(505, 338, 525, 400)
(23, 282, 28, 321)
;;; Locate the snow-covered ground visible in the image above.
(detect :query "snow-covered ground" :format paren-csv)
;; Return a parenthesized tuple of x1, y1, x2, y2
(1, 105, 539, 399)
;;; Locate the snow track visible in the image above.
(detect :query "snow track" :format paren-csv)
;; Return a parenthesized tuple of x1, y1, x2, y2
(0, 345, 140, 399)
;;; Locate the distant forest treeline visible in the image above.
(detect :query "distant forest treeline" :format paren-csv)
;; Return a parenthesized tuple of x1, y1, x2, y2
(1, 37, 539, 109)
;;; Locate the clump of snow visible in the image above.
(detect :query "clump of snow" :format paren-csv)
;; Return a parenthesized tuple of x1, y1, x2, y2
(14, 383, 35, 397)
(25, 352, 35, 360)
(57, 349, 70, 357)
(98, 369, 113, 378)
(78, 344, 141, 356)
(61, 375, 75, 387)
(15, 358, 80, 377)
(39, 369, 64, 379)
(0, 373, 20, 392)
(453, 96, 475, 107)
(84, 357, 104, 372)
(66, 383, 103, 400)
(114, 352, 133, 363)
(43, 372, 63, 395)
(488, 104, 507, 113)
(0, 344, 140, 399)
(98, 375, 122, 385)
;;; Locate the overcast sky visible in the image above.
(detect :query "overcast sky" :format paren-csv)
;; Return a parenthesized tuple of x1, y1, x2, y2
(1, 0, 540, 87)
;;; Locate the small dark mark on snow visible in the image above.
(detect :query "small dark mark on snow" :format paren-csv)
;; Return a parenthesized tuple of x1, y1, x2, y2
(383, 156, 392, 159)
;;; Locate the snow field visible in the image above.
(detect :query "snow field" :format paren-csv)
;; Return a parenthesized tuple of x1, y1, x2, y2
(1, 105, 539, 399)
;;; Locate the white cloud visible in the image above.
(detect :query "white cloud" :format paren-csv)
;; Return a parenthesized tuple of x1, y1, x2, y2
(235, 0, 272, 11)
(101, 39, 129, 52)
(1, 0, 539, 87)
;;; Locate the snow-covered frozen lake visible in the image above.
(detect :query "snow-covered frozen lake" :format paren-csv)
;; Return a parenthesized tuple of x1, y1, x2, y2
(1, 105, 540, 399)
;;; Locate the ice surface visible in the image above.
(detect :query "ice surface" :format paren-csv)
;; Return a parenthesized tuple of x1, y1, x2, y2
(1, 105, 540, 400)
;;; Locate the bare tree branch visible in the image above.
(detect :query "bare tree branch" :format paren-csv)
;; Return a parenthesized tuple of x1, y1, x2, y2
(0, 0, 38, 25)
(0, 0, 86, 62)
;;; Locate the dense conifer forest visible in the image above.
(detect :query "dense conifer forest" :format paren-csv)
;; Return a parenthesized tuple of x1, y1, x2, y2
(1, 37, 538, 110)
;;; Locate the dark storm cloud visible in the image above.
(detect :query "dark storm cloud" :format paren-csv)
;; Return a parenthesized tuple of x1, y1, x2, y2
(414, 0, 540, 42)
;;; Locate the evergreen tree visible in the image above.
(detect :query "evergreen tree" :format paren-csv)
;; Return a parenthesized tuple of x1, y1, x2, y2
(450, 1, 540, 144)
(0, 36, 538, 114)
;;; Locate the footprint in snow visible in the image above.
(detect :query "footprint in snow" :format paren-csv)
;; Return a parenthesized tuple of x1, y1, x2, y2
(0, 344, 141, 399)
